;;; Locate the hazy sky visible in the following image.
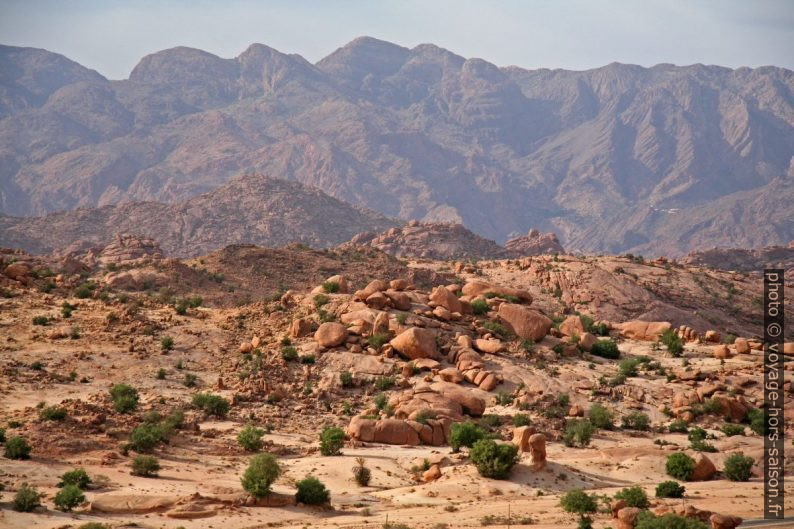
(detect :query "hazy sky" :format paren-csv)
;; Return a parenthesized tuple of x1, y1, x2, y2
(1, 0, 792, 79)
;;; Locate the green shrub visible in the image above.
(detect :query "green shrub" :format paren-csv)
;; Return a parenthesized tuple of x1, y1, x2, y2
(13, 483, 42, 512)
(183, 373, 198, 387)
(54, 484, 85, 511)
(131, 454, 160, 477)
(59, 468, 91, 489)
(723, 453, 754, 481)
(665, 453, 695, 481)
(471, 299, 490, 316)
(660, 329, 684, 357)
(110, 383, 139, 413)
(374, 376, 396, 391)
(238, 425, 265, 452)
(74, 282, 95, 299)
(482, 321, 512, 339)
(295, 475, 330, 504)
(614, 486, 649, 508)
(129, 422, 165, 452)
(622, 412, 650, 431)
(78, 523, 109, 529)
(5, 436, 31, 459)
(174, 300, 188, 315)
(32, 315, 49, 326)
(469, 439, 519, 479)
(156, 368, 166, 380)
(40, 405, 67, 421)
(668, 419, 689, 433)
(747, 408, 766, 435)
(563, 419, 595, 447)
(0, 427, 5, 443)
(320, 426, 345, 456)
(322, 281, 340, 293)
(281, 346, 298, 361)
(367, 332, 390, 349)
(192, 393, 230, 417)
(415, 409, 437, 425)
(655, 480, 685, 498)
(374, 392, 388, 410)
(687, 427, 707, 443)
(720, 423, 745, 437)
(512, 414, 531, 427)
(340, 370, 354, 387)
(635, 511, 707, 529)
(352, 458, 371, 486)
(449, 422, 486, 452)
(618, 358, 641, 377)
(590, 339, 620, 359)
(160, 336, 174, 351)
(299, 354, 315, 364)
(241, 453, 281, 499)
(588, 403, 614, 429)
(313, 293, 330, 308)
(559, 489, 598, 519)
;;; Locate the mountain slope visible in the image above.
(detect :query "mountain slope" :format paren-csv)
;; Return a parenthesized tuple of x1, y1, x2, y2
(0, 174, 398, 256)
(0, 38, 792, 256)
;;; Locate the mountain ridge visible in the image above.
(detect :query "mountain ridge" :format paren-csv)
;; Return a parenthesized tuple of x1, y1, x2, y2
(1, 37, 792, 256)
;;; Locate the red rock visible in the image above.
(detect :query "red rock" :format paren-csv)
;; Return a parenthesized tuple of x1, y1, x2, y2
(429, 285, 462, 314)
(314, 322, 349, 347)
(615, 320, 671, 341)
(691, 453, 716, 481)
(497, 303, 552, 341)
(559, 315, 585, 337)
(390, 328, 438, 360)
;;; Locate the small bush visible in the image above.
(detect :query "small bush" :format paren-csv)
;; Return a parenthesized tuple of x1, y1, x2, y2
(59, 468, 91, 489)
(622, 412, 650, 431)
(747, 408, 766, 436)
(660, 329, 684, 357)
(5, 436, 31, 459)
(655, 480, 685, 498)
(320, 426, 345, 456)
(110, 383, 139, 413)
(241, 453, 281, 499)
(665, 452, 695, 481)
(471, 299, 490, 316)
(723, 453, 754, 481)
(588, 403, 614, 430)
(299, 354, 315, 364)
(32, 315, 49, 326)
(156, 368, 166, 380)
(367, 332, 390, 349)
(129, 422, 165, 452)
(313, 293, 330, 308)
(131, 454, 160, 477)
(469, 439, 519, 479)
(54, 484, 85, 511)
(563, 419, 595, 447)
(0, 427, 5, 443)
(559, 489, 598, 516)
(614, 486, 649, 508)
(160, 336, 174, 351)
(512, 414, 531, 427)
(192, 393, 230, 417)
(590, 339, 620, 359)
(74, 282, 95, 299)
(322, 281, 340, 293)
(482, 321, 512, 339)
(635, 511, 707, 529)
(13, 483, 42, 512)
(281, 346, 298, 361)
(668, 419, 689, 433)
(374, 376, 396, 391)
(40, 405, 67, 421)
(238, 425, 265, 452)
(449, 421, 486, 452)
(618, 358, 642, 377)
(374, 392, 388, 410)
(295, 475, 330, 504)
(352, 457, 371, 486)
(183, 373, 198, 387)
(339, 370, 354, 388)
(721, 423, 745, 437)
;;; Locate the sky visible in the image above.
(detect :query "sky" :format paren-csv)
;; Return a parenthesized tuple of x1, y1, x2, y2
(1, 0, 792, 80)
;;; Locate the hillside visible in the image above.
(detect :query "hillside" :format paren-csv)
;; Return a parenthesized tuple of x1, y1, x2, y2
(0, 174, 398, 256)
(1, 39, 792, 256)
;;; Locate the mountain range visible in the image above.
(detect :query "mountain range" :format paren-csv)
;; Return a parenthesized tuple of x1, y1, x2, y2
(1, 37, 792, 256)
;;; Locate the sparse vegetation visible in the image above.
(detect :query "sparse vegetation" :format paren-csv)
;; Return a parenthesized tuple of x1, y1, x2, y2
(655, 480, 685, 498)
(589, 339, 620, 359)
(723, 453, 754, 481)
(352, 457, 371, 486)
(319, 426, 345, 456)
(614, 486, 649, 508)
(5, 436, 31, 459)
(13, 483, 42, 512)
(295, 476, 330, 504)
(622, 412, 650, 431)
(469, 439, 519, 479)
(238, 425, 266, 452)
(665, 452, 695, 481)
(563, 419, 595, 447)
(241, 453, 281, 499)
(192, 393, 230, 417)
(54, 484, 85, 511)
(450, 421, 486, 452)
(110, 383, 139, 413)
(587, 403, 614, 429)
(59, 468, 91, 489)
(131, 454, 161, 477)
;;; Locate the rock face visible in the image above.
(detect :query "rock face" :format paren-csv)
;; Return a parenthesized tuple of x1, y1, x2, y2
(390, 328, 438, 360)
(497, 304, 552, 341)
(614, 320, 672, 341)
(504, 229, 565, 256)
(97, 233, 164, 264)
(462, 281, 533, 303)
(314, 322, 348, 348)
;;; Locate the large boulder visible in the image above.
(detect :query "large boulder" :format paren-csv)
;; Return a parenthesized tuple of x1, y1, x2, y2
(497, 304, 552, 341)
(461, 281, 532, 303)
(373, 418, 421, 445)
(3, 263, 30, 284)
(314, 322, 349, 348)
(733, 338, 750, 354)
(431, 382, 486, 416)
(429, 286, 462, 314)
(390, 328, 438, 360)
(559, 316, 584, 338)
(325, 274, 349, 293)
(713, 345, 731, 359)
(709, 514, 743, 529)
(290, 318, 314, 338)
(615, 507, 641, 529)
(691, 453, 716, 481)
(512, 426, 536, 452)
(614, 320, 672, 341)
(528, 433, 546, 470)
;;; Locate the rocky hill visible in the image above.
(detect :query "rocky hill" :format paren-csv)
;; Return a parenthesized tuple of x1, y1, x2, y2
(680, 242, 794, 272)
(1, 39, 792, 256)
(0, 174, 398, 256)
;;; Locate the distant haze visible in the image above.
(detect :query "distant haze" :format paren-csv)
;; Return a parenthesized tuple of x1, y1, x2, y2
(1, 0, 793, 79)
